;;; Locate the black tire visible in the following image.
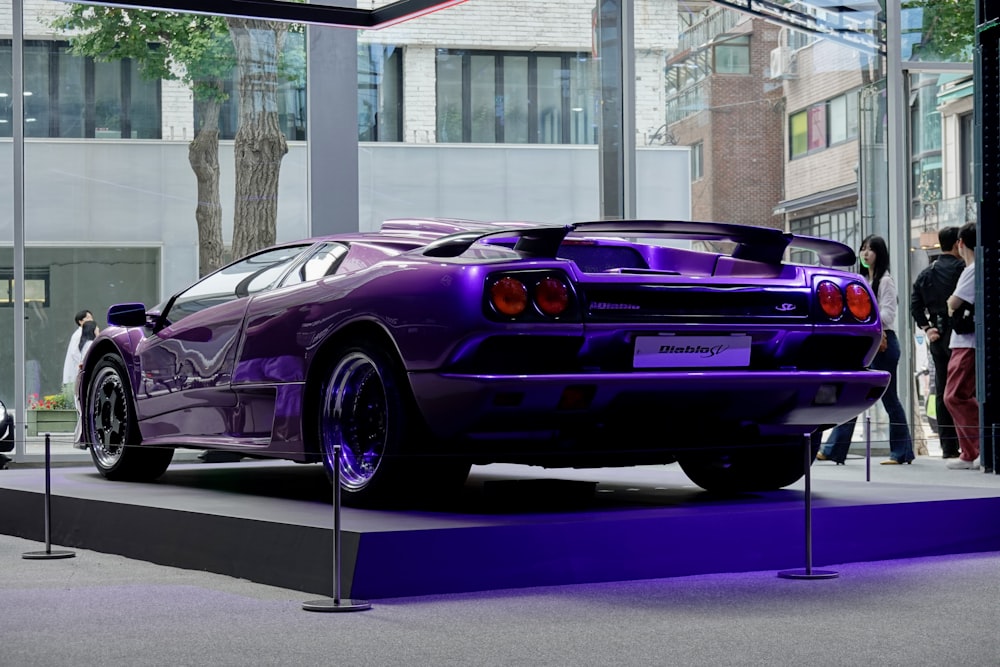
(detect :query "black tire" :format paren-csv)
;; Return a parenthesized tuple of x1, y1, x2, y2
(85, 353, 173, 481)
(318, 340, 469, 508)
(677, 433, 821, 493)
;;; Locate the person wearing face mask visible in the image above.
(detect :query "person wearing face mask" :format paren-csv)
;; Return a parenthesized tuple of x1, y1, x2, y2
(817, 234, 915, 465)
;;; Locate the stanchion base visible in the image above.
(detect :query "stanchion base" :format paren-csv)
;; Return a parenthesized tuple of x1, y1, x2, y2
(777, 568, 838, 580)
(302, 598, 372, 612)
(23, 550, 76, 560)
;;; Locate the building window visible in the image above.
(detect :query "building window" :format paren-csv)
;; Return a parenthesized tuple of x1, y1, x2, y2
(202, 31, 309, 142)
(788, 209, 858, 265)
(960, 112, 974, 196)
(436, 49, 597, 144)
(0, 268, 50, 307)
(358, 44, 403, 142)
(808, 104, 827, 151)
(714, 35, 750, 74)
(690, 141, 704, 181)
(205, 36, 403, 142)
(0, 40, 161, 139)
(789, 91, 860, 159)
(790, 110, 808, 158)
(828, 91, 859, 145)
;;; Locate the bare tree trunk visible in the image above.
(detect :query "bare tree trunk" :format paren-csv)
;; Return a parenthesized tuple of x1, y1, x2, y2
(189, 89, 225, 277)
(228, 18, 289, 260)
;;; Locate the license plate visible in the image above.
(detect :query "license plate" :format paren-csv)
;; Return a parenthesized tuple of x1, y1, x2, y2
(633, 335, 751, 368)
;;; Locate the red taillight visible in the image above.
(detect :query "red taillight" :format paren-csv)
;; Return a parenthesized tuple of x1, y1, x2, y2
(535, 277, 569, 317)
(817, 281, 844, 319)
(845, 282, 873, 321)
(490, 277, 528, 316)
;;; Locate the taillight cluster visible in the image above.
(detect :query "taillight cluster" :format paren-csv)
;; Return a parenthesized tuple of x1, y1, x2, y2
(817, 280, 873, 321)
(487, 272, 574, 320)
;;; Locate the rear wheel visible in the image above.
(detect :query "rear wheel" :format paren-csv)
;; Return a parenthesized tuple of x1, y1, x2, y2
(85, 353, 173, 481)
(318, 340, 469, 508)
(677, 433, 820, 493)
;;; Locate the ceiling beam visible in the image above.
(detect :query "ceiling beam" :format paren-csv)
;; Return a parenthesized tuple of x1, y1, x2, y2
(55, 0, 467, 29)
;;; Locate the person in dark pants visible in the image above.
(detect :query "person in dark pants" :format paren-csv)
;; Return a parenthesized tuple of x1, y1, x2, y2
(911, 226, 965, 458)
(818, 234, 915, 465)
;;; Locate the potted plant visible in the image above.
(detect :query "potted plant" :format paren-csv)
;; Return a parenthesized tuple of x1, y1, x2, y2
(27, 392, 78, 436)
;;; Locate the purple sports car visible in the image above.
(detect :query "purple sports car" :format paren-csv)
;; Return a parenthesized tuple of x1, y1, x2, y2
(78, 219, 889, 506)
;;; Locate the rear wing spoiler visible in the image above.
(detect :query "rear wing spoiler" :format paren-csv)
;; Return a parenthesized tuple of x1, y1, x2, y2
(420, 219, 856, 268)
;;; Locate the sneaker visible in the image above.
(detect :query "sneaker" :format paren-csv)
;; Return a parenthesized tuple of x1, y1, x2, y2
(946, 458, 980, 470)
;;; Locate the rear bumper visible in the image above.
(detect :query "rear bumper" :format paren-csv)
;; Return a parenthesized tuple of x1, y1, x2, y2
(410, 369, 890, 444)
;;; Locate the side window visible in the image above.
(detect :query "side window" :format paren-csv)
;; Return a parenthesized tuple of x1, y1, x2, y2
(167, 246, 309, 323)
(284, 243, 349, 286)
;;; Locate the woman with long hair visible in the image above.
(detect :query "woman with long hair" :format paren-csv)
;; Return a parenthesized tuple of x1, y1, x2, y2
(818, 234, 915, 465)
(78, 320, 98, 355)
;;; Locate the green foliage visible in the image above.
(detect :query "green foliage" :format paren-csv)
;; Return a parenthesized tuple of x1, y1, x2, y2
(49, 7, 236, 103)
(909, 0, 976, 62)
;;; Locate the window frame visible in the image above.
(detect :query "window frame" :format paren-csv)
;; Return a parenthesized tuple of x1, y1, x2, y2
(0, 39, 161, 139)
(435, 48, 596, 145)
(0, 267, 50, 307)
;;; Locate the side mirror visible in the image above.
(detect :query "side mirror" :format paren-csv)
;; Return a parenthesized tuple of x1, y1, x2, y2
(107, 303, 148, 328)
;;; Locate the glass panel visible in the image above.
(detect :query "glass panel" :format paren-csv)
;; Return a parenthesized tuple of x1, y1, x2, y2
(22, 41, 49, 137)
(9, 3, 311, 457)
(714, 37, 749, 74)
(808, 103, 827, 151)
(204, 31, 308, 142)
(536, 56, 561, 144)
(902, 0, 975, 64)
(0, 0, 972, 477)
(569, 55, 595, 145)
(57, 43, 85, 138)
(365, 1, 597, 225)
(469, 54, 495, 143)
(93, 58, 122, 138)
(502, 55, 528, 144)
(435, 50, 463, 143)
(129, 59, 161, 139)
(0, 40, 9, 137)
(378, 47, 402, 142)
(829, 94, 847, 145)
(790, 111, 807, 158)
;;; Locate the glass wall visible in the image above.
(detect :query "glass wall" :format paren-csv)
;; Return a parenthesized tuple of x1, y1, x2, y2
(0, 0, 981, 466)
(3, 1, 310, 457)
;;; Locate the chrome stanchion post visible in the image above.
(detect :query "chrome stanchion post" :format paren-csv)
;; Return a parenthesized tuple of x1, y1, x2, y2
(23, 434, 75, 560)
(303, 443, 371, 612)
(865, 414, 872, 482)
(778, 433, 838, 580)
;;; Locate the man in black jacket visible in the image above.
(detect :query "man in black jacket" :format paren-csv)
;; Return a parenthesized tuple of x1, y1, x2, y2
(911, 226, 965, 458)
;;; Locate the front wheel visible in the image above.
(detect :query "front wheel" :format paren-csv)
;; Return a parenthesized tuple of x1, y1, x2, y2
(318, 341, 469, 508)
(85, 353, 173, 481)
(677, 434, 820, 493)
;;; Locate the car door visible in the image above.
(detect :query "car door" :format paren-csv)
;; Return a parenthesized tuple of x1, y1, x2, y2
(134, 245, 310, 439)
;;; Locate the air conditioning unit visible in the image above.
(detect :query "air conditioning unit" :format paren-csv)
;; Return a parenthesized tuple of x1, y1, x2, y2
(769, 47, 798, 80)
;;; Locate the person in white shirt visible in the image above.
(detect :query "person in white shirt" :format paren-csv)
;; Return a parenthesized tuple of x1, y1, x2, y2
(62, 309, 93, 390)
(818, 234, 915, 465)
(71, 320, 99, 443)
(944, 223, 980, 470)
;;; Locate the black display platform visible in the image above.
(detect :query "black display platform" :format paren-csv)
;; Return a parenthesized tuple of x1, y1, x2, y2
(2, 460, 1000, 599)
